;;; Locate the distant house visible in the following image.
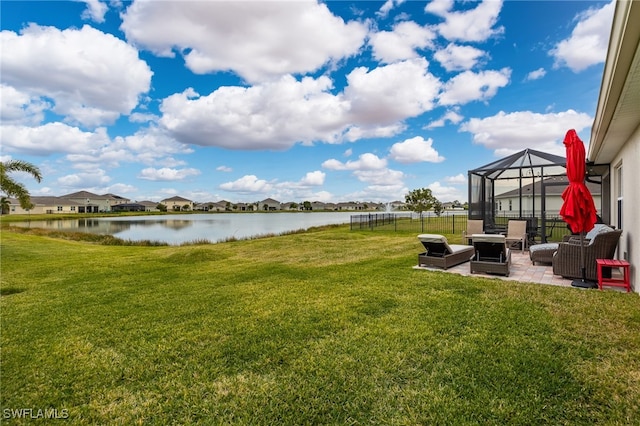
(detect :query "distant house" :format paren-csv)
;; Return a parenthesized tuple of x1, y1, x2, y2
(389, 200, 406, 211)
(161, 196, 193, 211)
(138, 201, 160, 212)
(494, 177, 601, 216)
(111, 203, 147, 212)
(6, 196, 83, 214)
(60, 191, 131, 212)
(260, 198, 281, 211)
(336, 202, 365, 211)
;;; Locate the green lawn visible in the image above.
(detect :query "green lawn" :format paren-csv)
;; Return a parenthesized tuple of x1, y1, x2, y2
(1, 225, 639, 424)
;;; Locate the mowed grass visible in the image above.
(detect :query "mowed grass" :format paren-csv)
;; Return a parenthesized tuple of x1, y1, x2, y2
(1, 225, 639, 424)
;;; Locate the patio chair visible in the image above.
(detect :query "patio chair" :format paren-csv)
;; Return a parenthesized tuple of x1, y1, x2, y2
(417, 234, 475, 270)
(552, 228, 622, 281)
(505, 220, 527, 251)
(462, 219, 484, 244)
(470, 234, 511, 276)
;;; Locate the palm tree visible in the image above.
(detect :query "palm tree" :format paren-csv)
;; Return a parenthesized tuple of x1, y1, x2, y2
(1, 197, 10, 215)
(0, 159, 42, 210)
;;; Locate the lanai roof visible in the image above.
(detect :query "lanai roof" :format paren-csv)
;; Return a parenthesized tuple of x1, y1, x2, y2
(469, 148, 566, 180)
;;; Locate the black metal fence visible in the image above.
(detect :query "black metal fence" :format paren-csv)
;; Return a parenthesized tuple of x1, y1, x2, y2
(350, 212, 571, 243)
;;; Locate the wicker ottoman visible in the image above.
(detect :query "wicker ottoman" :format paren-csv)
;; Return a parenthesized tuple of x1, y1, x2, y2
(529, 243, 559, 265)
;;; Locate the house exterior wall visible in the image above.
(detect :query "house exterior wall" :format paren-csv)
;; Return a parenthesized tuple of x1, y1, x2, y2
(610, 125, 639, 291)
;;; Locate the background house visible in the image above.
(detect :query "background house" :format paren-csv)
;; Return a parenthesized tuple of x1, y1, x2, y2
(161, 196, 193, 211)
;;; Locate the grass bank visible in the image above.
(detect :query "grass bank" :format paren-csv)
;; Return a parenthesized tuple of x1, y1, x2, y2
(1, 226, 639, 424)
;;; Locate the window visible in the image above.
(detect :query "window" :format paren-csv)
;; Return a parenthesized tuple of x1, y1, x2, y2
(57, 206, 63, 211)
(508, 200, 512, 211)
(615, 163, 622, 229)
(71, 206, 75, 211)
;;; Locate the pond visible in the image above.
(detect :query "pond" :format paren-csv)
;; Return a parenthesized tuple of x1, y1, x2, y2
(14, 212, 358, 245)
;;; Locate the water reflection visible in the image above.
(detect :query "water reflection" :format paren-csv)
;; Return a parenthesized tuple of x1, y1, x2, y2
(15, 212, 354, 245)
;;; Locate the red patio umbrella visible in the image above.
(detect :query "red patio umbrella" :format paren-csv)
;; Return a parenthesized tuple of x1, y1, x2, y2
(559, 129, 597, 287)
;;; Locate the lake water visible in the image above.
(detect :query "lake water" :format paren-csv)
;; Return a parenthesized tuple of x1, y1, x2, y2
(15, 212, 359, 245)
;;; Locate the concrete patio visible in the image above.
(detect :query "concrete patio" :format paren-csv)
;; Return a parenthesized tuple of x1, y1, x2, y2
(414, 250, 582, 288)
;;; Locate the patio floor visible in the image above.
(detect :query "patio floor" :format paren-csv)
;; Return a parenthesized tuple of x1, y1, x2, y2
(413, 250, 575, 288)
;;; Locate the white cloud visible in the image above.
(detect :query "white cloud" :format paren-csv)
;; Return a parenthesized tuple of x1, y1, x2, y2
(57, 168, 111, 188)
(79, 0, 108, 23)
(161, 60, 441, 150)
(120, 0, 368, 83)
(0, 123, 110, 156)
(460, 109, 593, 156)
(216, 166, 233, 172)
(550, 0, 615, 72)
(138, 167, 201, 182)
(219, 175, 273, 193)
(525, 68, 546, 81)
(322, 153, 387, 171)
(0, 84, 50, 125)
(444, 174, 466, 184)
(438, 68, 511, 106)
(428, 0, 504, 42)
(369, 21, 436, 63)
(425, 109, 464, 129)
(0, 24, 152, 127)
(389, 136, 445, 164)
(345, 58, 441, 125)
(298, 171, 326, 186)
(377, 0, 406, 18)
(434, 43, 487, 72)
(428, 181, 464, 203)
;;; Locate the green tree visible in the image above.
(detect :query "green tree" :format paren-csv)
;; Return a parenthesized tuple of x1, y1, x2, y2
(156, 203, 167, 212)
(0, 159, 42, 210)
(302, 201, 312, 211)
(1, 197, 10, 215)
(433, 200, 444, 217)
(404, 188, 438, 218)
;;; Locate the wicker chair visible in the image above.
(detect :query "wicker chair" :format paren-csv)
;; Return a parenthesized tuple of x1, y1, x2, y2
(552, 229, 622, 281)
(470, 234, 511, 276)
(417, 234, 475, 270)
(463, 220, 484, 244)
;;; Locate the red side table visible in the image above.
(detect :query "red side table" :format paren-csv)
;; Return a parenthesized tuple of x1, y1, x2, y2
(596, 259, 631, 292)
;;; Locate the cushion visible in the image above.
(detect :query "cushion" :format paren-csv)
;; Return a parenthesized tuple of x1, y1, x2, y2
(584, 223, 612, 241)
(417, 234, 473, 255)
(529, 243, 559, 254)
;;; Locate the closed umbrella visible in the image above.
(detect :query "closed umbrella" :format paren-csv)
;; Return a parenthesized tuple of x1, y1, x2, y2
(559, 129, 597, 288)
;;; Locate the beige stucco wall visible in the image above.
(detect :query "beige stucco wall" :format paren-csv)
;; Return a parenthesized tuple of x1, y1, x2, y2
(611, 124, 640, 292)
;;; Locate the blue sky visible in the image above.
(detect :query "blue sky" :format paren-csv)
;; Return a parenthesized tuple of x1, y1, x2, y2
(0, 0, 615, 204)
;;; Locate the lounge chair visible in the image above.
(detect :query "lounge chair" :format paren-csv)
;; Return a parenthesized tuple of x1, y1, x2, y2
(505, 220, 527, 251)
(552, 227, 622, 281)
(470, 234, 511, 276)
(417, 234, 475, 270)
(462, 219, 484, 244)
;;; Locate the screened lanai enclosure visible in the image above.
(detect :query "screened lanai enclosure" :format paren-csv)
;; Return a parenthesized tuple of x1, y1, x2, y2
(468, 148, 608, 244)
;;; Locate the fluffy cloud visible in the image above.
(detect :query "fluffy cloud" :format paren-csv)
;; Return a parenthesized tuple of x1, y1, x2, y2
(550, 0, 615, 72)
(427, 0, 504, 42)
(370, 21, 436, 63)
(138, 167, 201, 182)
(525, 68, 546, 81)
(438, 68, 511, 106)
(0, 24, 152, 127)
(460, 109, 593, 156)
(0, 123, 109, 156)
(434, 43, 487, 72)
(389, 136, 445, 164)
(425, 109, 464, 129)
(161, 60, 442, 150)
(0, 84, 49, 125)
(120, 0, 368, 83)
(444, 174, 466, 184)
(219, 175, 274, 193)
(322, 153, 387, 171)
(345, 58, 441, 125)
(428, 181, 464, 203)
